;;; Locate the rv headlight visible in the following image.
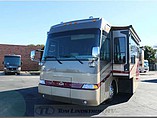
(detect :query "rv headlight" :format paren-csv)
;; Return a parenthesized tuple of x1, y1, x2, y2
(82, 84, 98, 90)
(41, 66, 46, 71)
(39, 62, 45, 66)
(39, 79, 45, 85)
(17, 67, 21, 70)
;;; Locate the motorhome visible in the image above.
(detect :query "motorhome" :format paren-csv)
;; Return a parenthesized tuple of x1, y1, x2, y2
(139, 60, 149, 73)
(139, 47, 149, 73)
(31, 17, 141, 106)
(3, 54, 22, 75)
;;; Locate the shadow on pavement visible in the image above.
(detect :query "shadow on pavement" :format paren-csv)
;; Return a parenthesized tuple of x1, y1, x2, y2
(104, 93, 132, 105)
(0, 87, 132, 117)
(141, 79, 157, 83)
(0, 71, 39, 76)
(0, 87, 52, 116)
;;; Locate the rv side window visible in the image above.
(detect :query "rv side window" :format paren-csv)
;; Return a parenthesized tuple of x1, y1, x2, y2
(114, 37, 126, 64)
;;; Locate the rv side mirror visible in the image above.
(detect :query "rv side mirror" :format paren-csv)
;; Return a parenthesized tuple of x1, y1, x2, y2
(30, 50, 36, 61)
(92, 47, 100, 58)
(30, 50, 42, 63)
(2, 61, 4, 65)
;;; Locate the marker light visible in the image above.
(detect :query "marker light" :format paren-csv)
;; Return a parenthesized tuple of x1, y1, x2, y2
(93, 19, 96, 22)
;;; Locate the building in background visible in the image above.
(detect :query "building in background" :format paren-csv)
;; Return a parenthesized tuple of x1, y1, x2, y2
(0, 44, 43, 71)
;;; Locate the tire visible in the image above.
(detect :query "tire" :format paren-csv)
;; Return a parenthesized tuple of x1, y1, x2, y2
(109, 81, 117, 101)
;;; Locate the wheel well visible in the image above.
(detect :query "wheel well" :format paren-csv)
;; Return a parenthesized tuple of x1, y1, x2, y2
(112, 80, 118, 94)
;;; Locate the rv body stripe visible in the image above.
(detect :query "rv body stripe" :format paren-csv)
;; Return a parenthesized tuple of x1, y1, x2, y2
(112, 70, 129, 74)
(112, 62, 138, 74)
(41, 63, 139, 90)
(41, 72, 112, 90)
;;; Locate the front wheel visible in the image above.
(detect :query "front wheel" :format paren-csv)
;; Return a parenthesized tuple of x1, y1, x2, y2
(109, 81, 117, 100)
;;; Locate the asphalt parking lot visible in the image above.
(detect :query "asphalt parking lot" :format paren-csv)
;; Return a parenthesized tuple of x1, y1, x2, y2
(0, 71, 157, 117)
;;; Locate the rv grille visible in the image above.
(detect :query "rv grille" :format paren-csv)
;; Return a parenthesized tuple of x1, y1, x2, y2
(8, 68, 16, 70)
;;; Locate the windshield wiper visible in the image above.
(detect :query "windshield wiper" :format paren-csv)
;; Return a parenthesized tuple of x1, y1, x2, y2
(44, 56, 62, 64)
(60, 55, 83, 64)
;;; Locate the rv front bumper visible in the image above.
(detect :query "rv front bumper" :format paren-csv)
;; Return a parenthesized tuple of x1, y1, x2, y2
(41, 94, 100, 106)
(38, 84, 100, 106)
(4, 67, 21, 73)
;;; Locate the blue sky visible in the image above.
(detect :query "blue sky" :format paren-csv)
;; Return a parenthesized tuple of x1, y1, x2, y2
(0, 1, 157, 46)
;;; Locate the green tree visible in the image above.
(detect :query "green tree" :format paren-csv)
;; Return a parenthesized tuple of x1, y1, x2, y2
(36, 44, 45, 47)
(144, 46, 156, 63)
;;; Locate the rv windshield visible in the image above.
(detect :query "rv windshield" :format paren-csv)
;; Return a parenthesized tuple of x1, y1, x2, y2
(4, 56, 21, 66)
(43, 28, 100, 60)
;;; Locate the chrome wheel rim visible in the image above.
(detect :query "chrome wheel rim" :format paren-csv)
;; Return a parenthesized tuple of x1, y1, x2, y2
(109, 83, 114, 99)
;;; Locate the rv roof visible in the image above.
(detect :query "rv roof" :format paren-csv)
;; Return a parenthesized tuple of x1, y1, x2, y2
(52, 17, 102, 28)
(48, 17, 111, 34)
(111, 25, 141, 43)
(4, 54, 21, 57)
